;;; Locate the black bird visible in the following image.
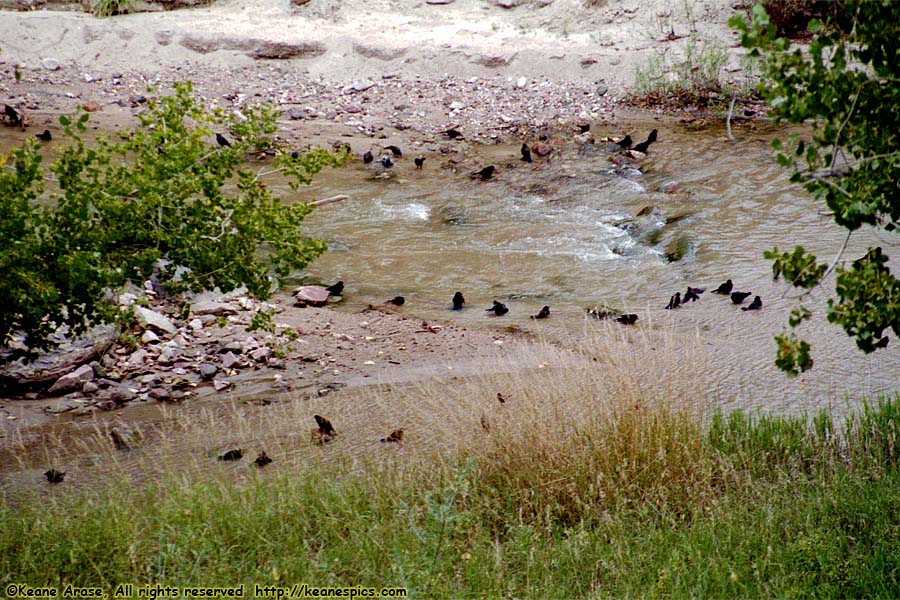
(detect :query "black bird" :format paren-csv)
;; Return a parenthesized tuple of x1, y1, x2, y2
(531, 305, 551, 320)
(35, 129, 52, 142)
(386, 145, 403, 157)
(632, 129, 658, 153)
(325, 280, 344, 296)
(579, 123, 591, 133)
(521, 143, 533, 163)
(380, 156, 394, 168)
(874, 336, 889, 349)
(386, 296, 405, 306)
(473, 165, 495, 180)
(713, 279, 734, 295)
(414, 157, 425, 169)
(742, 296, 762, 311)
(314, 415, 336, 437)
(380, 429, 404, 443)
(44, 469, 65, 484)
(254, 452, 273, 468)
(683, 287, 701, 303)
(215, 133, 232, 147)
(616, 134, 633, 149)
(4, 104, 21, 127)
(486, 301, 508, 316)
(218, 448, 243, 461)
(497, 392, 507, 404)
(616, 313, 639, 325)
(452, 291, 465, 310)
(444, 128, 464, 139)
(665, 292, 681, 310)
(731, 291, 752, 304)
(363, 150, 374, 164)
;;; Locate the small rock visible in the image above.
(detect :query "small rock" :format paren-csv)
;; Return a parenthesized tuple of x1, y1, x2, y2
(516, 76, 527, 88)
(134, 306, 177, 335)
(48, 364, 95, 394)
(292, 286, 330, 307)
(42, 58, 61, 71)
(199, 363, 218, 381)
(191, 301, 238, 317)
(141, 330, 160, 344)
(351, 80, 375, 92)
(221, 351, 240, 370)
(148, 387, 171, 401)
(287, 108, 305, 120)
(83, 100, 102, 113)
(82, 381, 99, 394)
(110, 387, 136, 405)
(596, 83, 609, 96)
(250, 346, 272, 362)
(188, 318, 204, 331)
(128, 349, 149, 367)
(213, 379, 233, 392)
(449, 101, 466, 110)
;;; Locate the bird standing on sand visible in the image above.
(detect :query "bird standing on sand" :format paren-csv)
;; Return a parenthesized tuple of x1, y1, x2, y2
(386, 296, 405, 306)
(380, 156, 394, 168)
(36, 129, 52, 142)
(254, 452, 273, 467)
(521, 143, 533, 163)
(486, 301, 508, 316)
(632, 129, 658, 153)
(713, 279, 733, 295)
(473, 165, 495, 180)
(683, 287, 703, 303)
(4, 104, 21, 127)
(666, 292, 682, 310)
(731, 291, 752, 304)
(215, 133, 232, 147)
(314, 415, 337, 443)
(326, 281, 344, 296)
(444, 128, 464, 139)
(531, 306, 551, 320)
(380, 429, 404, 444)
(742, 296, 763, 311)
(616, 313, 639, 325)
(363, 150, 374, 164)
(414, 157, 425, 169)
(452, 291, 465, 310)
(386, 145, 403, 157)
(616, 134, 633, 149)
(219, 448, 243, 461)
(45, 469, 65, 484)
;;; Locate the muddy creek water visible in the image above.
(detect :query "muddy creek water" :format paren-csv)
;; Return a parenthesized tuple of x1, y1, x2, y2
(2, 120, 896, 417)
(291, 122, 897, 414)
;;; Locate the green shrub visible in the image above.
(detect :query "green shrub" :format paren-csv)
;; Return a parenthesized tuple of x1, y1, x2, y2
(0, 82, 345, 358)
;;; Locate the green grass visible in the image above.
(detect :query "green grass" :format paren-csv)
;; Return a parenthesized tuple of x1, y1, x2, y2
(3, 396, 900, 598)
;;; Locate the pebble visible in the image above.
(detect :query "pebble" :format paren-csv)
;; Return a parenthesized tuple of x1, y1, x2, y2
(199, 363, 218, 381)
(42, 58, 61, 71)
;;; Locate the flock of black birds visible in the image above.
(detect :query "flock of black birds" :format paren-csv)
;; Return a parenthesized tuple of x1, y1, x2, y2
(665, 279, 762, 312)
(355, 126, 660, 183)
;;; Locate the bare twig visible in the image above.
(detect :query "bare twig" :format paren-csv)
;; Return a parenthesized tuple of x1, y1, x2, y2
(725, 96, 736, 142)
(306, 194, 349, 207)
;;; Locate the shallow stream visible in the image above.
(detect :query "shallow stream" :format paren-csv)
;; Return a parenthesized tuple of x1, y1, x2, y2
(290, 121, 898, 414)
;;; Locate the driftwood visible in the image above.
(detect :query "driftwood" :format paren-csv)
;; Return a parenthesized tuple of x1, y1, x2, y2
(306, 194, 349, 207)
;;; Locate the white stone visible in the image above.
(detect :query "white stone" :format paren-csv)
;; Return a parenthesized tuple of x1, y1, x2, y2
(141, 330, 160, 344)
(134, 306, 177, 335)
(48, 364, 95, 394)
(516, 76, 527, 88)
